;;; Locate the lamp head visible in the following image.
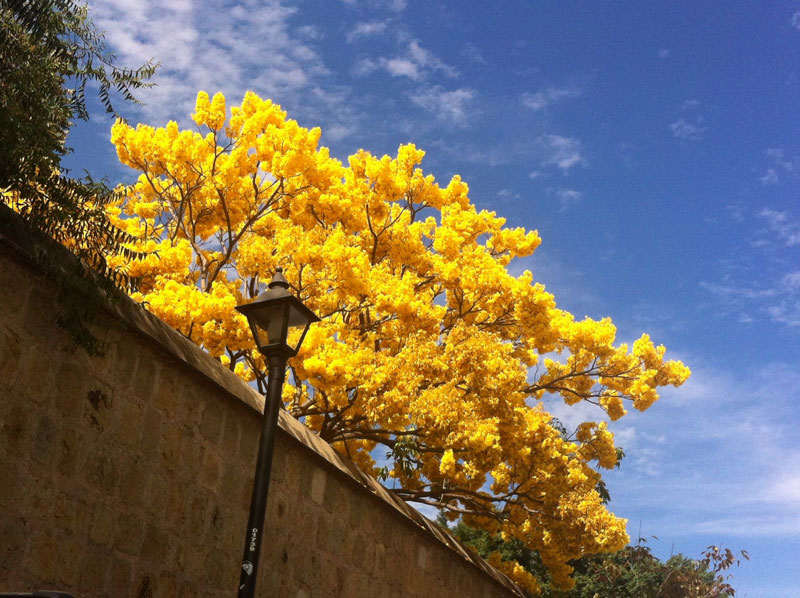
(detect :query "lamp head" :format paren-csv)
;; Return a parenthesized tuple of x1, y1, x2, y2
(235, 268, 320, 357)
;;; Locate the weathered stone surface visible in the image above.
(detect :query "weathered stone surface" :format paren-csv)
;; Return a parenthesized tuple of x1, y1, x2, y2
(0, 214, 524, 598)
(0, 327, 23, 391)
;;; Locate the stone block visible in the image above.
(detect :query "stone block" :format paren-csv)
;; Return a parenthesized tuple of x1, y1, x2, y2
(180, 493, 209, 540)
(20, 473, 56, 522)
(109, 555, 133, 598)
(113, 396, 143, 448)
(0, 403, 29, 456)
(179, 581, 199, 598)
(52, 492, 90, 537)
(177, 427, 202, 484)
(113, 340, 140, 391)
(84, 444, 118, 494)
(141, 523, 171, 563)
(117, 453, 149, 508)
(30, 411, 61, 465)
(54, 361, 88, 417)
(153, 367, 185, 421)
(56, 533, 83, 588)
(0, 327, 23, 391)
(201, 547, 227, 589)
(0, 258, 32, 316)
(89, 502, 117, 547)
(132, 348, 161, 400)
(133, 571, 156, 598)
(417, 545, 429, 570)
(0, 513, 30, 567)
(160, 481, 186, 532)
(141, 406, 164, 459)
(199, 396, 225, 442)
(219, 463, 247, 511)
(23, 286, 61, 343)
(238, 414, 260, 461)
(157, 570, 180, 597)
(143, 471, 172, 519)
(200, 447, 223, 492)
(309, 467, 327, 505)
(57, 425, 88, 478)
(26, 529, 60, 585)
(0, 456, 22, 507)
(177, 379, 206, 427)
(160, 422, 184, 469)
(221, 409, 242, 454)
(115, 511, 145, 556)
(82, 385, 114, 434)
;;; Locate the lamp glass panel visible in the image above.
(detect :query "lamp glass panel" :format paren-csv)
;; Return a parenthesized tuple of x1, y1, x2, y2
(249, 303, 288, 349)
(286, 303, 312, 353)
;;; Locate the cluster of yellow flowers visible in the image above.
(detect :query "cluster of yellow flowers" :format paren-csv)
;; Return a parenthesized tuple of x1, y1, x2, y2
(106, 91, 690, 592)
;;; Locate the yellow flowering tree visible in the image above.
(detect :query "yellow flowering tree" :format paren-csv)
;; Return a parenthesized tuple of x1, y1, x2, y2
(107, 91, 690, 592)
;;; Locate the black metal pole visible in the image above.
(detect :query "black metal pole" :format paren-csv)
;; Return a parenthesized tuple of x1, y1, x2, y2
(238, 353, 287, 598)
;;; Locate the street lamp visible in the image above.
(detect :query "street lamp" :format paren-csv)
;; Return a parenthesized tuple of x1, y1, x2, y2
(235, 267, 320, 598)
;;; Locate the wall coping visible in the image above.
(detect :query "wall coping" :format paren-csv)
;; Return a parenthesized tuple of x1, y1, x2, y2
(0, 205, 526, 597)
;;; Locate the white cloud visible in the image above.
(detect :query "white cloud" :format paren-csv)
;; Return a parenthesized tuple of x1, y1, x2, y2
(669, 116, 707, 141)
(462, 44, 487, 65)
(764, 303, 800, 326)
(681, 98, 700, 111)
(760, 168, 779, 185)
(657, 48, 670, 58)
(783, 271, 800, 290)
(352, 57, 379, 76)
(371, 40, 458, 81)
(701, 210, 800, 328)
(555, 188, 583, 210)
(341, 0, 406, 10)
(759, 147, 797, 184)
(521, 86, 581, 111)
(791, 10, 800, 29)
(88, 0, 333, 126)
(410, 86, 475, 126)
(538, 134, 586, 172)
(384, 57, 422, 79)
(602, 359, 800, 543)
(347, 20, 389, 43)
(759, 208, 800, 246)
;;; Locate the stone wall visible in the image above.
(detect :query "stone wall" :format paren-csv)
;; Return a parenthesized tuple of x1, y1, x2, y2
(0, 208, 524, 598)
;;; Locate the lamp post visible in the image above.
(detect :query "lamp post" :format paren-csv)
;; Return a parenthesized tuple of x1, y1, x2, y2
(235, 268, 320, 598)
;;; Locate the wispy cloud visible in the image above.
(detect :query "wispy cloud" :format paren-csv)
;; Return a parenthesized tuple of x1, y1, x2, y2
(759, 148, 797, 185)
(791, 10, 800, 29)
(410, 86, 475, 126)
(538, 134, 586, 172)
(657, 48, 670, 58)
(342, 0, 407, 11)
(603, 359, 800, 541)
(347, 20, 389, 43)
(669, 117, 707, 141)
(669, 99, 707, 141)
(368, 40, 458, 81)
(759, 208, 800, 246)
(89, 0, 334, 127)
(554, 188, 584, 210)
(521, 86, 581, 111)
(701, 209, 800, 327)
(462, 43, 487, 65)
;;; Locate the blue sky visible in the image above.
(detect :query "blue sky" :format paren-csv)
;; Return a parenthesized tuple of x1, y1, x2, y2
(64, 1, 800, 595)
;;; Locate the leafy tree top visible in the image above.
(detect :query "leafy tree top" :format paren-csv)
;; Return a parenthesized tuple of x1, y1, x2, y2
(105, 91, 691, 590)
